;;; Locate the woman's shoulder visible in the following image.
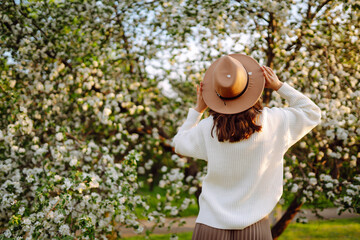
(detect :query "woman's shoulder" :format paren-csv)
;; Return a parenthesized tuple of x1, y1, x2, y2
(260, 107, 286, 126)
(262, 106, 286, 116)
(199, 115, 214, 126)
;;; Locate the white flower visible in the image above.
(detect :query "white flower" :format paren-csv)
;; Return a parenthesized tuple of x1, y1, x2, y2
(63, 178, 72, 190)
(159, 180, 166, 188)
(176, 158, 187, 168)
(138, 166, 145, 174)
(36, 82, 44, 91)
(170, 208, 178, 216)
(321, 174, 333, 182)
(54, 175, 62, 181)
(189, 186, 197, 194)
(350, 158, 357, 168)
(59, 224, 70, 236)
(135, 225, 144, 234)
(54, 213, 64, 224)
(69, 157, 77, 166)
(346, 189, 355, 196)
(4, 229, 12, 238)
(77, 182, 86, 193)
(327, 191, 335, 198)
(344, 196, 352, 205)
(103, 107, 112, 116)
(19, 106, 27, 113)
(309, 178, 317, 185)
(18, 206, 25, 215)
(161, 166, 167, 172)
(325, 182, 333, 188)
(55, 133, 63, 141)
(89, 179, 99, 188)
(186, 175, 194, 183)
(291, 184, 299, 193)
(82, 103, 89, 111)
(23, 218, 31, 225)
(285, 172, 293, 180)
(26, 175, 34, 183)
(48, 211, 54, 219)
(9, 80, 16, 88)
(144, 160, 153, 170)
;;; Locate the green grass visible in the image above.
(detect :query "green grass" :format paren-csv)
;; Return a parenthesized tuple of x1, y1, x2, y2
(278, 218, 360, 240)
(122, 218, 360, 240)
(135, 185, 199, 219)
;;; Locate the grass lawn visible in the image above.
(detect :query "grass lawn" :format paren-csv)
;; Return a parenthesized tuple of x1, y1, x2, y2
(135, 185, 199, 219)
(122, 218, 360, 240)
(278, 217, 360, 240)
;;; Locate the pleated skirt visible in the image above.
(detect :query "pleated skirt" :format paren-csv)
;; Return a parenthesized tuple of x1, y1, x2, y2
(192, 216, 273, 240)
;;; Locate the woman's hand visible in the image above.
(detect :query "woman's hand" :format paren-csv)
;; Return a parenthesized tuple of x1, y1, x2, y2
(261, 66, 283, 91)
(194, 82, 208, 113)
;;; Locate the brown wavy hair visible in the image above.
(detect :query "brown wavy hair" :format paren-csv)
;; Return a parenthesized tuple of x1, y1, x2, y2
(209, 99, 263, 142)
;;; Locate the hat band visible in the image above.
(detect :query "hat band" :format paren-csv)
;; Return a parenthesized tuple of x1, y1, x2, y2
(215, 71, 249, 100)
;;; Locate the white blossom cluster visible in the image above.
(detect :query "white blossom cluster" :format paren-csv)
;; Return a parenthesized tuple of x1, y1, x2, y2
(156, 154, 200, 217)
(0, 1, 191, 238)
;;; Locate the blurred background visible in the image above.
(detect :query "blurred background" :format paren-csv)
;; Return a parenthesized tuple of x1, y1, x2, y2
(0, 0, 359, 239)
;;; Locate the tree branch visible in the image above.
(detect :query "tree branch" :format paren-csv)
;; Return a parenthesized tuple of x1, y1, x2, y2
(284, 0, 332, 69)
(11, 0, 73, 70)
(312, 0, 332, 19)
(234, 0, 269, 23)
(271, 191, 304, 239)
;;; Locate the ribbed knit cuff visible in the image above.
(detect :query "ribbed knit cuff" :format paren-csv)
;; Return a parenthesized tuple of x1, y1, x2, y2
(276, 82, 290, 95)
(188, 108, 204, 124)
(176, 108, 204, 133)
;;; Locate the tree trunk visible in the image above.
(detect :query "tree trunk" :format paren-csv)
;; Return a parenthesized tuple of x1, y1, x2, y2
(271, 195, 304, 239)
(263, 88, 273, 105)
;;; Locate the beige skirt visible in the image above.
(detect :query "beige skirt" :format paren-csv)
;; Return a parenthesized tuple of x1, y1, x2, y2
(192, 216, 273, 240)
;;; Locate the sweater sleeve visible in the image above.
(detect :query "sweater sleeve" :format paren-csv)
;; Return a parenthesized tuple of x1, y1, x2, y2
(276, 82, 322, 149)
(171, 108, 207, 160)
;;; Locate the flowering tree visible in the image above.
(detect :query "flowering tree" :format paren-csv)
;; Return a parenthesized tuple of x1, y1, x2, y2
(0, 0, 359, 239)
(0, 1, 196, 239)
(156, 0, 360, 239)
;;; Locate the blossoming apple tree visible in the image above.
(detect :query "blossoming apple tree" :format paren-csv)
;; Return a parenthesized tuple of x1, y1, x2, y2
(0, 0, 359, 240)
(0, 1, 196, 239)
(157, 0, 360, 239)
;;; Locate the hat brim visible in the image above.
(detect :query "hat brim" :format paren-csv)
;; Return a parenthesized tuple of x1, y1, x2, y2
(202, 54, 265, 114)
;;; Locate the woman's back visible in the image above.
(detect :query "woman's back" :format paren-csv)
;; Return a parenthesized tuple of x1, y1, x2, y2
(171, 55, 321, 239)
(172, 83, 321, 229)
(194, 107, 290, 229)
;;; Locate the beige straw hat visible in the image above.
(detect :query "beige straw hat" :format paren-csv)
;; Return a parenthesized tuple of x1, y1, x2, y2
(202, 54, 265, 114)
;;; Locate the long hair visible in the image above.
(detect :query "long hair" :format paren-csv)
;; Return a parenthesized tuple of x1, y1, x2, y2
(209, 99, 263, 142)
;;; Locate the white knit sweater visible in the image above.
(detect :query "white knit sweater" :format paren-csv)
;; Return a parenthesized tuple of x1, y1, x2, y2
(172, 82, 321, 229)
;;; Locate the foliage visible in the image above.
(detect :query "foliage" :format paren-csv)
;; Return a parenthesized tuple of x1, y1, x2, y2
(0, 0, 359, 239)
(0, 0, 196, 239)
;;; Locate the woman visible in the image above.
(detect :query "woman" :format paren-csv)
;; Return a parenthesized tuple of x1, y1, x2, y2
(172, 54, 322, 240)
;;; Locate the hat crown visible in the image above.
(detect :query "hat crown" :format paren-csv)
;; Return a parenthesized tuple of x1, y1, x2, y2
(202, 53, 265, 114)
(213, 56, 248, 98)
